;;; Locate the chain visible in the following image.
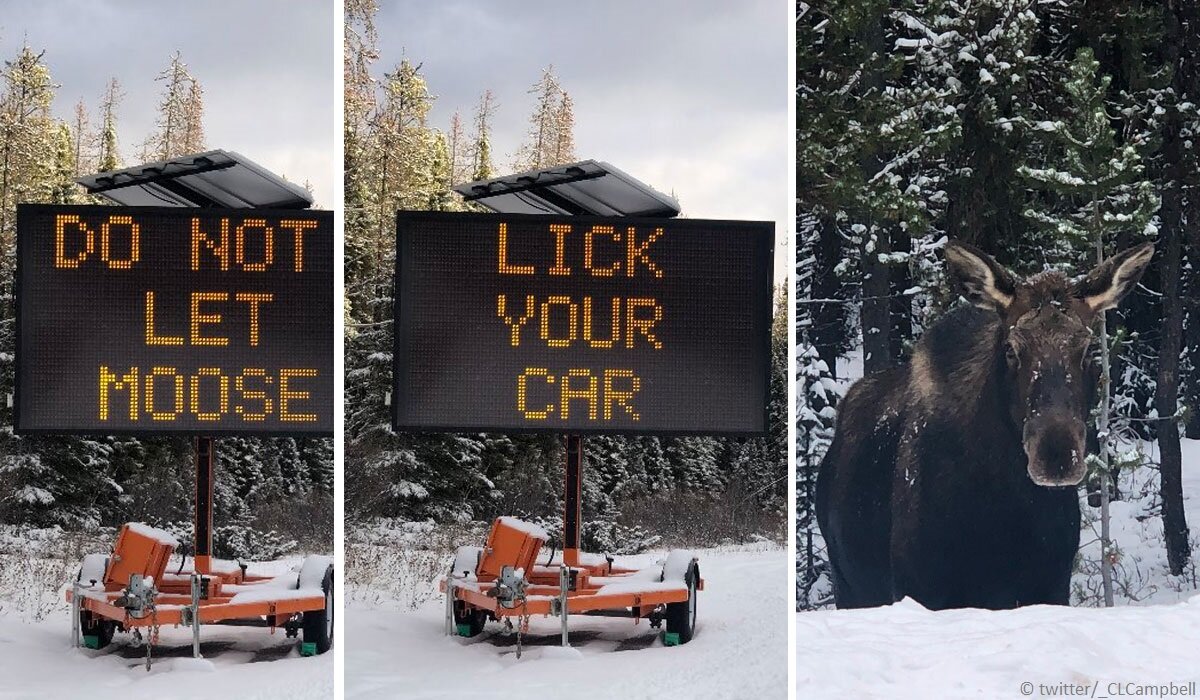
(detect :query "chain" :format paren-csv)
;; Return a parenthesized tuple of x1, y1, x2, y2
(515, 600, 531, 660)
(144, 608, 160, 672)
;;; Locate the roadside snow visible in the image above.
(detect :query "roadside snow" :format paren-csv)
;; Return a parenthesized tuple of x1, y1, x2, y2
(798, 596, 1200, 699)
(0, 612, 333, 700)
(346, 544, 786, 699)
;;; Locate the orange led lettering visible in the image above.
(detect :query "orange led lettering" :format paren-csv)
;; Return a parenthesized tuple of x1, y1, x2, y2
(145, 292, 184, 345)
(55, 214, 94, 268)
(517, 367, 554, 419)
(497, 294, 536, 346)
(603, 369, 641, 421)
(540, 296, 577, 348)
(626, 298, 664, 349)
(583, 297, 619, 349)
(99, 216, 139, 269)
(584, 225, 620, 276)
(190, 368, 229, 421)
(626, 227, 664, 278)
(191, 218, 230, 270)
(549, 224, 571, 276)
(497, 223, 534, 274)
(235, 369, 272, 420)
(236, 219, 274, 272)
(279, 369, 318, 422)
(280, 219, 318, 272)
(99, 366, 139, 420)
(191, 292, 229, 346)
(560, 369, 599, 420)
(145, 366, 184, 421)
(235, 293, 273, 346)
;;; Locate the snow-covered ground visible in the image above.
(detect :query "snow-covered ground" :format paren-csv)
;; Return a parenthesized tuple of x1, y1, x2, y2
(800, 427, 1200, 697)
(0, 612, 333, 700)
(0, 542, 333, 700)
(346, 543, 787, 699)
(798, 595, 1200, 699)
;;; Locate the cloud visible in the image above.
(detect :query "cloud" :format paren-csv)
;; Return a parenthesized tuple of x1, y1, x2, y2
(0, 0, 334, 205)
(381, 0, 789, 281)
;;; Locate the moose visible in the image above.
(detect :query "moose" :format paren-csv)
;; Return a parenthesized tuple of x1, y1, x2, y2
(816, 240, 1154, 610)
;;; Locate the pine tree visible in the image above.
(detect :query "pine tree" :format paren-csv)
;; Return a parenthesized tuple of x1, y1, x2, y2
(151, 52, 198, 159)
(1019, 46, 1159, 606)
(551, 91, 576, 164)
(512, 66, 568, 171)
(72, 99, 92, 176)
(96, 78, 122, 172)
(469, 90, 496, 182)
(183, 78, 205, 153)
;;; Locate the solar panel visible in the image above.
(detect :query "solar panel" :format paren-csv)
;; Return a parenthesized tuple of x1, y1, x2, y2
(453, 160, 680, 218)
(76, 150, 313, 210)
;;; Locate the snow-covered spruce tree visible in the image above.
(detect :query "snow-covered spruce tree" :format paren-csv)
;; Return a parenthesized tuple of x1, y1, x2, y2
(0, 47, 118, 528)
(1019, 46, 1159, 606)
(511, 65, 568, 172)
(95, 78, 122, 172)
(468, 90, 496, 183)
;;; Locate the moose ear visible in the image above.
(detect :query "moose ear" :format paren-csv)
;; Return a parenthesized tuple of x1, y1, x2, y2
(944, 240, 1018, 312)
(1073, 242, 1155, 313)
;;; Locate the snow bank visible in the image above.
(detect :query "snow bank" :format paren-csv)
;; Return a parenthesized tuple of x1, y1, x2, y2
(798, 596, 1200, 698)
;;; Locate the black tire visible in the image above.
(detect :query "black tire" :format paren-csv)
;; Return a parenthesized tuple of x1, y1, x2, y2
(76, 562, 116, 649)
(302, 565, 334, 654)
(452, 601, 487, 637)
(79, 610, 116, 649)
(665, 562, 698, 644)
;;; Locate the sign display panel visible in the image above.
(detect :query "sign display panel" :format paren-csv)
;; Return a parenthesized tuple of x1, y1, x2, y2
(394, 211, 774, 435)
(16, 204, 333, 435)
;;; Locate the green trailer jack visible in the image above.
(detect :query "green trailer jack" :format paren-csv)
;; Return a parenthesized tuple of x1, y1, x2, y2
(300, 642, 318, 657)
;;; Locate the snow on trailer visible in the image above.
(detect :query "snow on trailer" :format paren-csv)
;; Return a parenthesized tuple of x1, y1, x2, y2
(17, 152, 336, 669)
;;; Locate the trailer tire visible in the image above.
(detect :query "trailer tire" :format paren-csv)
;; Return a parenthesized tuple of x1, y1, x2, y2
(76, 557, 116, 649)
(664, 562, 699, 644)
(302, 564, 334, 654)
(452, 601, 487, 637)
(79, 610, 116, 649)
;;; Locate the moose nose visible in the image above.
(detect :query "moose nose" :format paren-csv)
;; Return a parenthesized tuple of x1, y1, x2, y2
(1023, 418, 1086, 487)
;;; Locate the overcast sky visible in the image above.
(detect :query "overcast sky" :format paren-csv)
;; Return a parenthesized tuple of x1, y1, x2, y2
(384, 0, 790, 282)
(0, 0, 334, 206)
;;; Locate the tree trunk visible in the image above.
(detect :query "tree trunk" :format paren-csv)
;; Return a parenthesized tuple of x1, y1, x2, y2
(889, 231, 912, 361)
(861, 229, 892, 375)
(1156, 4, 1191, 575)
(812, 215, 845, 379)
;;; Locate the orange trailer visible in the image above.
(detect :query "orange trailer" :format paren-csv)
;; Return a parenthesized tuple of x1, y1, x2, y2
(67, 522, 333, 669)
(441, 514, 701, 656)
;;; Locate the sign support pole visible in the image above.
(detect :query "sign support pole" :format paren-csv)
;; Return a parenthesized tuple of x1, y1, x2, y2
(563, 434, 583, 567)
(194, 436, 214, 575)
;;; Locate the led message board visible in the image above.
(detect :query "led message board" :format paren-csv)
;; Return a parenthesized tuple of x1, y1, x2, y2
(16, 204, 333, 435)
(394, 212, 774, 435)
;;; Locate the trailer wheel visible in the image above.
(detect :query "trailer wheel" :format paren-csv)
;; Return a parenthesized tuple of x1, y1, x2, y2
(78, 610, 116, 649)
(452, 601, 487, 637)
(664, 562, 698, 645)
(76, 557, 116, 649)
(302, 564, 334, 654)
